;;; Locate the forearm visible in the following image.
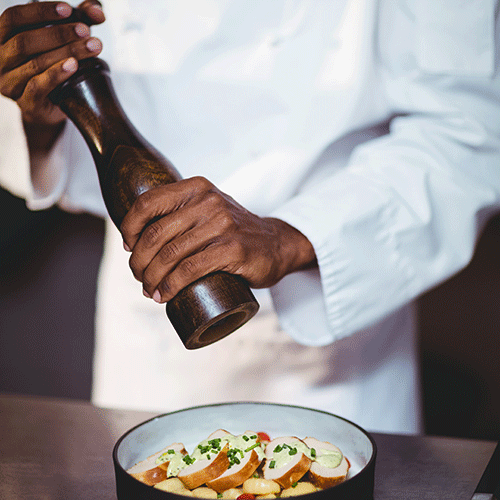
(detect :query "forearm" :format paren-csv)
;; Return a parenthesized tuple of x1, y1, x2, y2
(22, 119, 66, 194)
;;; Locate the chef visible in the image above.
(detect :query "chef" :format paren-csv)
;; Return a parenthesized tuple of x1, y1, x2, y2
(1, 0, 499, 434)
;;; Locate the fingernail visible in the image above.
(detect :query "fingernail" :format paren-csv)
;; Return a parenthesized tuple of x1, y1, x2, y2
(55, 3, 72, 18)
(86, 37, 102, 52)
(143, 289, 151, 298)
(74, 23, 90, 38)
(89, 4, 105, 16)
(123, 241, 131, 252)
(152, 290, 162, 303)
(62, 58, 78, 72)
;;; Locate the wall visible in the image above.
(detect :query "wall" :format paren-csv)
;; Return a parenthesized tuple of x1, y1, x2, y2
(419, 214, 500, 440)
(0, 187, 104, 400)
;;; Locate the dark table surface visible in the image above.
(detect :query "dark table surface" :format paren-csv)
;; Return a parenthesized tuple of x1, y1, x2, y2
(0, 393, 497, 499)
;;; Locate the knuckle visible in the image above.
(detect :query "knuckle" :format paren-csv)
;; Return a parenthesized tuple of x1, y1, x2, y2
(54, 24, 79, 46)
(158, 278, 172, 298)
(68, 41, 85, 58)
(141, 271, 156, 291)
(226, 236, 243, 256)
(190, 175, 212, 193)
(0, 6, 12, 24)
(1, 7, 16, 31)
(27, 55, 41, 75)
(127, 253, 140, 276)
(8, 79, 24, 101)
(204, 190, 221, 205)
(215, 210, 235, 230)
(0, 78, 13, 98)
(53, 25, 70, 45)
(141, 221, 163, 248)
(158, 243, 179, 264)
(134, 190, 154, 213)
(22, 76, 37, 98)
(11, 33, 25, 57)
(177, 257, 199, 278)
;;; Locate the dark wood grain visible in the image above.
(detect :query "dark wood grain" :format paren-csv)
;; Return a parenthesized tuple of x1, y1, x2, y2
(49, 58, 259, 348)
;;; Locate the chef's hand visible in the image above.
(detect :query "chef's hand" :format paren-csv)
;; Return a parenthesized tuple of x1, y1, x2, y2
(0, 1, 104, 150)
(121, 177, 317, 303)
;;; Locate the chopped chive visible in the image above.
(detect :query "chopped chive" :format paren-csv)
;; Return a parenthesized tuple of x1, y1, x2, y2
(208, 438, 221, 448)
(274, 445, 283, 453)
(311, 448, 316, 458)
(182, 455, 195, 465)
(269, 460, 276, 469)
(243, 435, 249, 441)
(245, 443, 260, 452)
(292, 482, 298, 488)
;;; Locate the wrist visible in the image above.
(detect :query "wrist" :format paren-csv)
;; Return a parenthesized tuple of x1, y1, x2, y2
(267, 217, 317, 278)
(23, 120, 66, 157)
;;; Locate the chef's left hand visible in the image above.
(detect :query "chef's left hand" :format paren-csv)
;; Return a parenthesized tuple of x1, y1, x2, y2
(120, 176, 317, 303)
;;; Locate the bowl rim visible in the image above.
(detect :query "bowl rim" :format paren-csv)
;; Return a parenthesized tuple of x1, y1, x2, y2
(113, 401, 377, 497)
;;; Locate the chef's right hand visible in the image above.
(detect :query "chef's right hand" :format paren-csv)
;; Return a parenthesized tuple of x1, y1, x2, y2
(0, 1, 105, 127)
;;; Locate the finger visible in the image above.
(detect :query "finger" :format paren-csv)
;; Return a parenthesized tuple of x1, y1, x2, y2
(2, 21, 91, 72)
(128, 213, 191, 283)
(18, 56, 78, 116)
(0, 2, 72, 44)
(133, 216, 217, 295)
(138, 204, 244, 298)
(77, 0, 105, 25)
(1, 36, 101, 100)
(121, 181, 202, 251)
(153, 244, 235, 303)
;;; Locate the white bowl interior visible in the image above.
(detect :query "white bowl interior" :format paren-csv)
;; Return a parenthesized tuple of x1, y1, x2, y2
(116, 403, 374, 480)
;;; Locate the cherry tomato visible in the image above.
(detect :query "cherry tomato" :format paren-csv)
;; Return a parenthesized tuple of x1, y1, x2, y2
(257, 432, 271, 442)
(237, 494, 256, 500)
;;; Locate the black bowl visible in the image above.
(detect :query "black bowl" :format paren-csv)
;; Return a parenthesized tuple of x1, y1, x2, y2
(113, 402, 376, 500)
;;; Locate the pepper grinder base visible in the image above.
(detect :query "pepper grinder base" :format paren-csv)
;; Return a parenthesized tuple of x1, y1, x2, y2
(166, 272, 260, 349)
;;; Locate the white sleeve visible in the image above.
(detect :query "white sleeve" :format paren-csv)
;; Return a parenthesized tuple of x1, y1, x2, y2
(0, 96, 30, 199)
(270, 0, 500, 346)
(0, 91, 106, 216)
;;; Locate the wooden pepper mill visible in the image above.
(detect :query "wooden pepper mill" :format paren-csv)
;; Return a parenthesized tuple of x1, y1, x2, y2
(47, 57, 259, 349)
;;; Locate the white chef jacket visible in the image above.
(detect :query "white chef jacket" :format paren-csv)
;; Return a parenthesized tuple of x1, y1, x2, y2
(1, 0, 500, 434)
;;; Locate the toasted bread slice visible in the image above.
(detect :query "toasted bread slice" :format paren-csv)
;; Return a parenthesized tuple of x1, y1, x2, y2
(206, 430, 265, 492)
(127, 442, 187, 486)
(178, 443, 230, 490)
(303, 437, 349, 489)
(263, 436, 312, 489)
(207, 448, 262, 493)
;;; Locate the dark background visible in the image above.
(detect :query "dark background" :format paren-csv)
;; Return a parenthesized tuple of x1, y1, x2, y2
(1, 186, 499, 440)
